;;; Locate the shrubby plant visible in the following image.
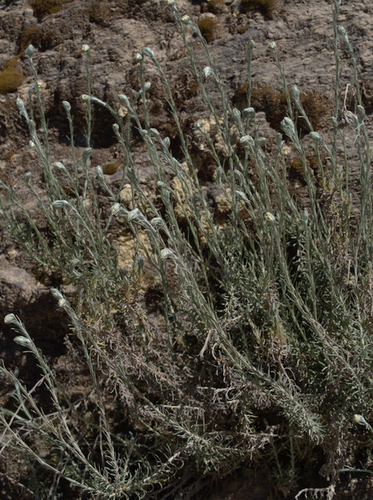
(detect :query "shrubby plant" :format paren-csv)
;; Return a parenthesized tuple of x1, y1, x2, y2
(29, 0, 72, 22)
(240, 0, 279, 20)
(1, 0, 373, 497)
(0, 57, 24, 95)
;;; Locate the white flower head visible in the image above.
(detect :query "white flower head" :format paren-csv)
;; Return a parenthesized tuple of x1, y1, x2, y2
(52, 161, 66, 171)
(242, 107, 256, 119)
(118, 94, 130, 106)
(151, 217, 167, 230)
(292, 85, 300, 102)
(82, 44, 90, 52)
(14, 336, 32, 347)
(111, 203, 121, 216)
(268, 41, 276, 50)
(309, 132, 323, 143)
(118, 94, 135, 116)
(26, 44, 35, 58)
(62, 101, 71, 112)
(281, 116, 296, 136)
(167, 0, 175, 5)
(4, 313, 18, 325)
(135, 52, 143, 61)
(181, 15, 191, 24)
(354, 414, 367, 425)
(80, 94, 90, 102)
(265, 212, 275, 222)
(127, 208, 143, 223)
(50, 288, 64, 303)
(30, 81, 42, 92)
(337, 25, 348, 41)
(160, 248, 175, 260)
(58, 298, 67, 308)
(240, 134, 255, 146)
(353, 414, 373, 431)
(202, 66, 213, 79)
(52, 200, 71, 209)
(141, 47, 155, 59)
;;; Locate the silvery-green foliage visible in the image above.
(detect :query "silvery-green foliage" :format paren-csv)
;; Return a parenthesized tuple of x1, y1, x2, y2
(1, 0, 373, 497)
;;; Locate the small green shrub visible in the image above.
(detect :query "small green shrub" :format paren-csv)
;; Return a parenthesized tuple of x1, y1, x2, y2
(0, 57, 24, 95)
(29, 0, 72, 21)
(298, 89, 331, 131)
(206, 0, 228, 14)
(233, 84, 330, 132)
(102, 161, 120, 174)
(197, 16, 221, 43)
(252, 84, 288, 129)
(18, 22, 66, 52)
(237, 25, 249, 34)
(89, 0, 111, 27)
(18, 24, 40, 53)
(241, 0, 279, 19)
(5, 150, 16, 161)
(289, 150, 327, 187)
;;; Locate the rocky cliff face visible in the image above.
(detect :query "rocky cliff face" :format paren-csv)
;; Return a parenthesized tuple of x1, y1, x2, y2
(0, 0, 372, 194)
(3, 0, 373, 333)
(1, 0, 373, 153)
(1, 0, 373, 498)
